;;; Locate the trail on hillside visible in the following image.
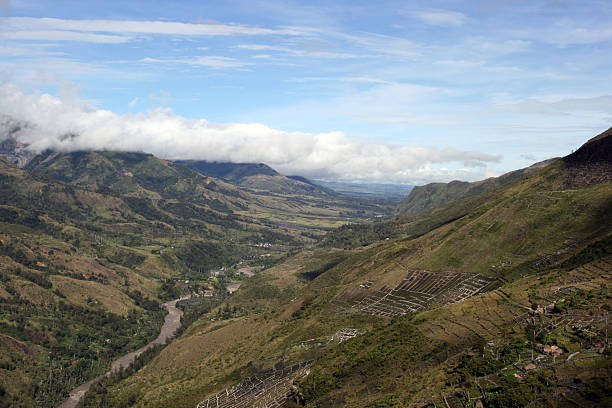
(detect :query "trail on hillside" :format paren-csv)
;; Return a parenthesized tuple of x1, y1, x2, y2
(57, 296, 189, 408)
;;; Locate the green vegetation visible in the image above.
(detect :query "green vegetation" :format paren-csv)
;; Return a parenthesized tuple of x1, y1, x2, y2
(395, 159, 556, 215)
(1, 128, 612, 407)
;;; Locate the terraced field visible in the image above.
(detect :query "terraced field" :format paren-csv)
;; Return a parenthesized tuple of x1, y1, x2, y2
(195, 360, 313, 408)
(191, 326, 364, 408)
(330, 270, 498, 317)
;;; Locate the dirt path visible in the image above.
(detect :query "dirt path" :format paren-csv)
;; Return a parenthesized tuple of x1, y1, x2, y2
(57, 296, 189, 408)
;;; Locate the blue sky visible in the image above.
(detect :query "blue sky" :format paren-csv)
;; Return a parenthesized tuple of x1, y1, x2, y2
(1, 0, 611, 184)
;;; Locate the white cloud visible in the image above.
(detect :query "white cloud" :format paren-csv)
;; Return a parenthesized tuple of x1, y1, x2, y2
(287, 76, 393, 84)
(141, 56, 252, 69)
(513, 19, 612, 46)
(335, 31, 420, 57)
(0, 44, 65, 56)
(235, 44, 294, 52)
(128, 97, 139, 108)
(235, 43, 364, 59)
(1, 30, 131, 43)
(0, 83, 501, 183)
(414, 10, 466, 27)
(0, 17, 306, 42)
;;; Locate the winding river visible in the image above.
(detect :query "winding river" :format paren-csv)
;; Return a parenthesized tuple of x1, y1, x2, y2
(57, 296, 189, 408)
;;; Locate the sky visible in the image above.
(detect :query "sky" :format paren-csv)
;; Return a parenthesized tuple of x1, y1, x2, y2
(0, 0, 611, 184)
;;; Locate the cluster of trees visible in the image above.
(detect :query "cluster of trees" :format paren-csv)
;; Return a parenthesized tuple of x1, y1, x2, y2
(0, 296, 164, 406)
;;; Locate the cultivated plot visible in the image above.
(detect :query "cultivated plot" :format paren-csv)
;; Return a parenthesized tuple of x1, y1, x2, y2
(330, 270, 498, 317)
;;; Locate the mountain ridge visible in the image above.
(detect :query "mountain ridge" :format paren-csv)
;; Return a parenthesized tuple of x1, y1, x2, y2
(396, 158, 558, 215)
(178, 159, 337, 197)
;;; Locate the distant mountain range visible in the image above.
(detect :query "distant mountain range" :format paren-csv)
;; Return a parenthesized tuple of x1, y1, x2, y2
(315, 180, 413, 200)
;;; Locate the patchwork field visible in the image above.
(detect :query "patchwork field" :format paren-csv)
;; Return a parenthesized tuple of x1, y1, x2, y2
(330, 270, 498, 317)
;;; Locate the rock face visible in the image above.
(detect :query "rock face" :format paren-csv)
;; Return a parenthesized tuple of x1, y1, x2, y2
(0, 115, 36, 167)
(0, 137, 36, 167)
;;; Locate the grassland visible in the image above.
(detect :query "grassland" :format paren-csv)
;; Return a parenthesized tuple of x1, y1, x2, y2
(79, 131, 612, 407)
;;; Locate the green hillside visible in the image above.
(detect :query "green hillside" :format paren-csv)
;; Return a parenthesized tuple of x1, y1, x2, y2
(396, 159, 556, 215)
(28, 151, 392, 233)
(79, 129, 611, 407)
(176, 161, 280, 182)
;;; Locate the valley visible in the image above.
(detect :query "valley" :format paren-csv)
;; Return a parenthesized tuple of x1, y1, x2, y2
(0, 138, 396, 407)
(1, 3, 610, 407)
(59, 295, 187, 408)
(0, 128, 610, 408)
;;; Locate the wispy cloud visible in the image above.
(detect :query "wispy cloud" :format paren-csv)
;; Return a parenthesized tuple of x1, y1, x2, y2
(0, 44, 65, 56)
(1, 30, 131, 43)
(0, 17, 306, 41)
(235, 43, 364, 59)
(496, 95, 612, 116)
(287, 76, 393, 84)
(512, 18, 612, 46)
(414, 10, 466, 27)
(334, 31, 420, 57)
(141, 56, 252, 69)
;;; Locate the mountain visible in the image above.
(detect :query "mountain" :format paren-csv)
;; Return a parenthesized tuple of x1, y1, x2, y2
(80, 129, 612, 408)
(178, 160, 336, 196)
(315, 180, 414, 200)
(176, 160, 279, 181)
(27, 150, 250, 207)
(396, 158, 557, 215)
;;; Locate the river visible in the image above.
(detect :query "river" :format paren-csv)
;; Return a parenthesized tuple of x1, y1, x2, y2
(57, 296, 189, 408)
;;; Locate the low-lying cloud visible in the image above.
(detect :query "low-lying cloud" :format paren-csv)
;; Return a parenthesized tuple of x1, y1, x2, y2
(0, 83, 501, 183)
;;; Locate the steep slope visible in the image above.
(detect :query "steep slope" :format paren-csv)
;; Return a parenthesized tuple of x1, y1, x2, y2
(0, 158, 168, 406)
(396, 158, 557, 215)
(563, 126, 612, 187)
(84, 129, 612, 407)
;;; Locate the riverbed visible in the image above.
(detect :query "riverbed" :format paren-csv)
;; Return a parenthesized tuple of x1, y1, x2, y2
(57, 296, 189, 408)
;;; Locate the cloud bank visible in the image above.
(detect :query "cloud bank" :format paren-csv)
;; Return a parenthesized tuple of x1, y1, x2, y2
(0, 83, 501, 183)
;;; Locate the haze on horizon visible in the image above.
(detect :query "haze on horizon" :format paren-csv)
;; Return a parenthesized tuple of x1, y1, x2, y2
(1, 0, 611, 184)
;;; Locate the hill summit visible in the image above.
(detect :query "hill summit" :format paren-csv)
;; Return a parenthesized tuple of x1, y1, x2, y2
(563, 126, 612, 187)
